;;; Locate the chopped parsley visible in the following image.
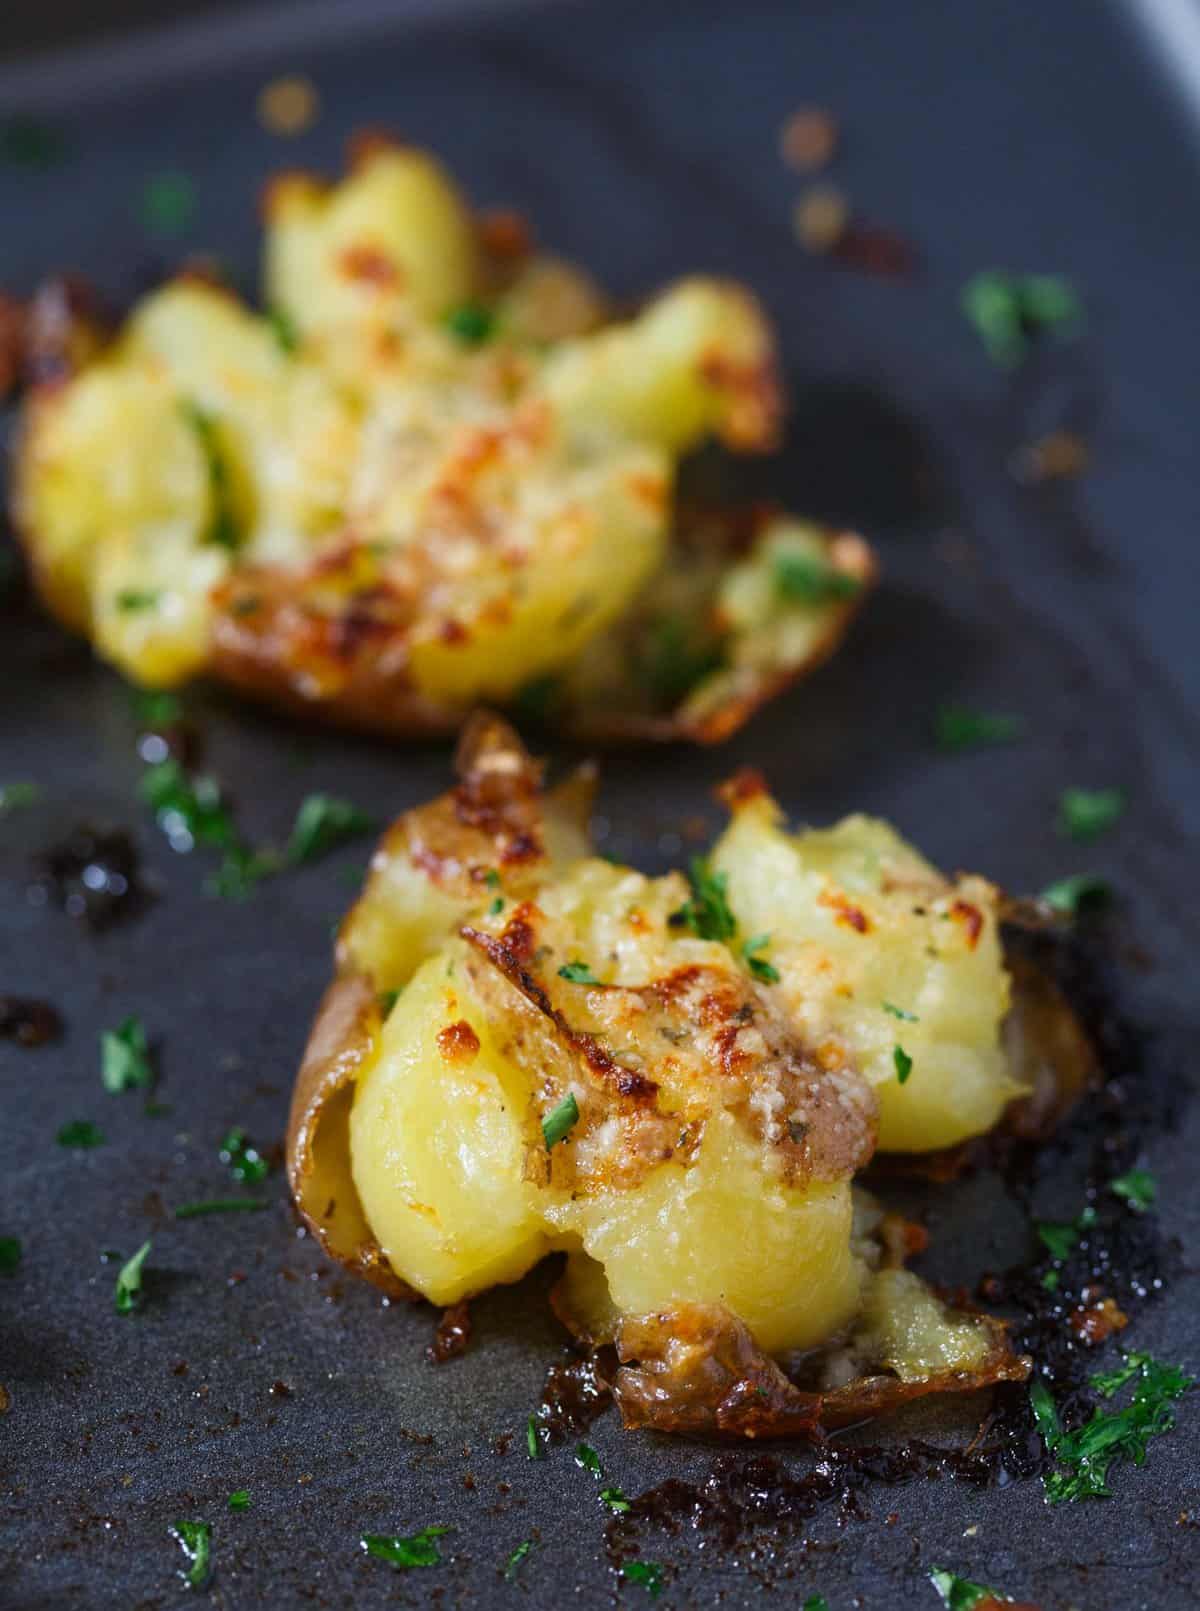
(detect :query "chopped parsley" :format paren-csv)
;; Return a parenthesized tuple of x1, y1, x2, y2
(219, 1127, 270, 1185)
(142, 759, 236, 850)
(621, 1561, 664, 1597)
(378, 989, 401, 1020)
(142, 172, 196, 235)
(444, 302, 495, 346)
(774, 552, 861, 604)
(1040, 873, 1111, 915)
(0, 781, 40, 813)
(115, 589, 160, 611)
(1041, 1270, 1060, 1293)
(169, 1519, 212, 1590)
(893, 1044, 913, 1084)
(1110, 1168, 1156, 1213)
(115, 1239, 152, 1315)
(488, 896, 504, 916)
(1035, 1203, 1096, 1262)
(882, 1001, 918, 1022)
(180, 400, 239, 550)
(361, 1526, 450, 1569)
(575, 1443, 602, 1475)
(741, 933, 780, 984)
(803, 1599, 832, 1611)
(1058, 787, 1125, 842)
(227, 1489, 250, 1512)
(542, 1093, 580, 1150)
(526, 1414, 542, 1459)
(672, 856, 737, 943)
(961, 270, 1082, 367)
(1031, 1352, 1194, 1502)
(57, 1120, 106, 1149)
(135, 690, 184, 729)
(601, 1486, 631, 1513)
(934, 704, 1024, 753)
(173, 1198, 268, 1219)
(101, 1016, 154, 1093)
(929, 1568, 1002, 1609)
(638, 614, 725, 706)
(266, 304, 299, 353)
(0, 1237, 21, 1274)
(1092, 1352, 1156, 1399)
(286, 793, 372, 864)
(558, 960, 600, 985)
(504, 1539, 533, 1580)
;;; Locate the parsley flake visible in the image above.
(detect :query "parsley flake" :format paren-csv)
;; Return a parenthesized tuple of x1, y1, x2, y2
(622, 1561, 664, 1597)
(893, 1044, 913, 1084)
(526, 1414, 541, 1460)
(601, 1486, 631, 1513)
(542, 1092, 579, 1150)
(882, 1001, 918, 1022)
(934, 704, 1024, 753)
(741, 933, 780, 984)
(575, 1442, 602, 1475)
(286, 793, 371, 864)
(929, 1567, 1002, 1610)
(362, 1526, 450, 1569)
(266, 304, 299, 353)
(504, 1539, 533, 1580)
(115, 589, 160, 612)
(672, 856, 737, 943)
(169, 1519, 211, 1590)
(100, 1017, 154, 1093)
(378, 989, 401, 1020)
(0, 1237, 21, 1273)
(180, 401, 239, 550)
(173, 1198, 268, 1219)
(57, 1120, 105, 1149)
(803, 1599, 831, 1611)
(558, 960, 600, 985)
(962, 270, 1082, 367)
(774, 552, 861, 605)
(0, 781, 40, 813)
(1058, 787, 1125, 842)
(1110, 1168, 1156, 1213)
(1041, 872, 1111, 914)
(444, 302, 495, 345)
(115, 1239, 152, 1315)
(638, 614, 725, 706)
(219, 1127, 270, 1185)
(227, 1489, 250, 1512)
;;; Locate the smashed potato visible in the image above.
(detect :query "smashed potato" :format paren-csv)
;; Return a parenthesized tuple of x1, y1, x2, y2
(285, 720, 1075, 1437)
(14, 136, 873, 743)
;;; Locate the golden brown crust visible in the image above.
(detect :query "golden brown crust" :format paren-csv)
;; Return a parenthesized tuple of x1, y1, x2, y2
(611, 1301, 1030, 1440)
(285, 972, 417, 1299)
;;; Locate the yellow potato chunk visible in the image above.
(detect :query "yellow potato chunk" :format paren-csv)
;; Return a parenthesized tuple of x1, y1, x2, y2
(710, 793, 1021, 1151)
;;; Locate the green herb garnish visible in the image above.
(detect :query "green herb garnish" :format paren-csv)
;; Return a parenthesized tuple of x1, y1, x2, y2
(115, 1239, 152, 1314)
(101, 1017, 154, 1093)
(893, 1045, 913, 1084)
(444, 302, 495, 345)
(135, 690, 184, 729)
(672, 856, 737, 943)
(115, 589, 160, 612)
(488, 896, 504, 916)
(173, 1198, 268, 1219)
(558, 960, 600, 985)
(542, 1093, 579, 1150)
(180, 400, 239, 550)
(169, 1519, 211, 1589)
(929, 1567, 1002, 1609)
(0, 1237, 21, 1273)
(219, 1127, 270, 1185)
(1058, 787, 1125, 842)
(227, 1490, 250, 1512)
(1092, 1352, 1154, 1399)
(266, 304, 299, 353)
(622, 1561, 664, 1597)
(575, 1443, 602, 1475)
(526, 1413, 542, 1459)
(962, 270, 1082, 367)
(57, 1120, 105, 1149)
(741, 933, 780, 984)
(1036, 1221, 1080, 1261)
(142, 758, 235, 848)
(1041, 1270, 1060, 1292)
(0, 781, 40, 813)
(504, 1540, 533, 1580)
(286, 793, 371, 864)
(638, 614, 725, 706)
(1041, 873, 1111, 914)
(362, 1526, 450, 1569)
(882, 1001, 918, 1022)
(601, 1486, 631, 1513)
(774, 552, 860, 605)
(1031, 1353, 1194, 1502)
(934, 704, 1024, 753)
(803, 1599, 831, 1611)
(1110, 1168, 1156, 1213)
(378, 989, 401, 1019)
(142, 172, 196, 235)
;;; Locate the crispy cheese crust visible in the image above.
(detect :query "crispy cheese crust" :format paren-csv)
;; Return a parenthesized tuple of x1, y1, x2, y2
(285, 721, 1067, 1436)
(13, 136, 873, 743)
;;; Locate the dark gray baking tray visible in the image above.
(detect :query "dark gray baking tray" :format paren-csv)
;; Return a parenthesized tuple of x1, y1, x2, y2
(1, 1, 1198, 1606)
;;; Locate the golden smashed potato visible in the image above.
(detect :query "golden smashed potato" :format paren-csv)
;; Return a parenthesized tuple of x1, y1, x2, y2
(13, 136, 873, 742)
(288, 721, 1064, 1436)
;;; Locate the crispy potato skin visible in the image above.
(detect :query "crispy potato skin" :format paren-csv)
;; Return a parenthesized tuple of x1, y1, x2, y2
(288, 729, 1071, 1435)
(14, 133, 873, 743)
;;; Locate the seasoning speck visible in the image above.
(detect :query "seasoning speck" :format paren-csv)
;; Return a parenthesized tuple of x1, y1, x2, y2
(257, 76, 320, 136)
(780, 107, 838, 172)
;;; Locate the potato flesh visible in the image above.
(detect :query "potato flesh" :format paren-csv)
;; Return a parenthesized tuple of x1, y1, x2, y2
(710, 799, 1020, 1151)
